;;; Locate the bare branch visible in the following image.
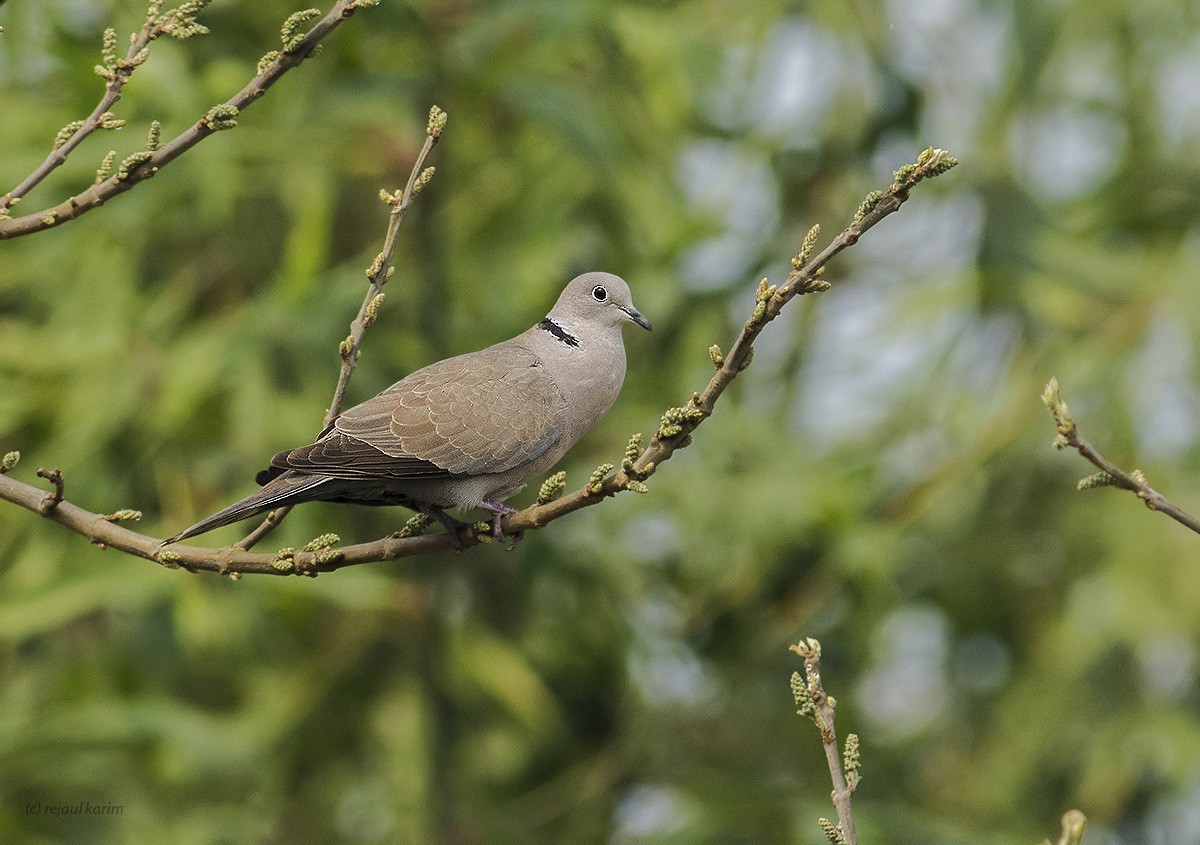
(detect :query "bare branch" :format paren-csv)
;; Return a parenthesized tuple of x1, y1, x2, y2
(230, 498, 293, 553)
(0, 470, 454, 577)
(3, 9, 157, 214)
(235, 106, 448, 550)
(0, 147, 957, 575)
(0, 0, 375, 239)
(328, 106, 447, 429)
(588, 149, 959, 501)
(790, 638, 858, 845)
(1042, 378, 1200, 535)
(1043, 810, 1087, 845)
(35, 467, 64, 515)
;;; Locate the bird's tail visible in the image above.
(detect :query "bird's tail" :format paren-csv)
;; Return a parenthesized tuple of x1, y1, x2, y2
(164, 472, 332, 544)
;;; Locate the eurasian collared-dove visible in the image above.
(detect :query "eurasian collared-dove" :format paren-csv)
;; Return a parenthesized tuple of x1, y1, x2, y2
(165, 272, 651, 544)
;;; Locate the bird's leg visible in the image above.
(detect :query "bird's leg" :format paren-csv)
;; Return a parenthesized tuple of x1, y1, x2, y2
(428, 507, 470, 552)
(481, 498, 522, 547)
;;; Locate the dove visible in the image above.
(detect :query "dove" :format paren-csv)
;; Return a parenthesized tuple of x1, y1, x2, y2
(165, 272, 651, 545)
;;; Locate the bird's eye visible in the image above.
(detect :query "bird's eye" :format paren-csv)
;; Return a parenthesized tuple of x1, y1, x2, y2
(591, 285, 608, 302)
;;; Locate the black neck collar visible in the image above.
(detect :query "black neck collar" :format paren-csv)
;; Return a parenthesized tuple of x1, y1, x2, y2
(538, 317, 579, 348)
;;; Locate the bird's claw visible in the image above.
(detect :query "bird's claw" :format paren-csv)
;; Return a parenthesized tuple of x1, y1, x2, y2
(429, 507, 470, 552)
(481, 497, 519, 547)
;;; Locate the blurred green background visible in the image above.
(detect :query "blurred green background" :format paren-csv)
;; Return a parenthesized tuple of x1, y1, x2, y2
(3, 0, 1200, 842)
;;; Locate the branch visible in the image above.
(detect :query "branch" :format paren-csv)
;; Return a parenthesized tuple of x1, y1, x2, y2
(525, 149, 960, 522)
(790, 638, 859, 845)
(1042, 378, 1200, 535)
(0, 0, 378, 239)
(0, 147, 957, 576)
(234, 106, 447, 551)
(787, 636, 1087, 845)
(0, 463, 452, 577)
(1042, 810, 1087, 845)
(35, 467, 64, 515)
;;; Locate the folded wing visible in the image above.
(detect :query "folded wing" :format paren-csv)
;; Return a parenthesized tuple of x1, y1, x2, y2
(266, 345, 566, 481)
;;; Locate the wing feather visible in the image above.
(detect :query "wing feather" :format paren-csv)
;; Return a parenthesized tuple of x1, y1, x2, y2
(270, 344, 565, 480)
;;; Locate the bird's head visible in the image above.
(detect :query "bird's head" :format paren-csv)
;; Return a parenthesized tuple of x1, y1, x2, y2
(549, 272, 652, 333)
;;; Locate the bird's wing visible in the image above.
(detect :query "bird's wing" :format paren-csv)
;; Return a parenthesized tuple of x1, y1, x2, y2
(272, 344, 566, 480)
(265, 431, 448, 480)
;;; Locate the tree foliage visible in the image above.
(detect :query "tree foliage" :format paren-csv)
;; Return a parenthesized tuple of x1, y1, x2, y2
(2, 1, 1199, 843)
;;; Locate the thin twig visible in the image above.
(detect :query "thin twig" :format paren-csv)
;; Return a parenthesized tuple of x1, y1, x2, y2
(597, 149, 958, 502)
(35, 467, 65, 515)
(326, 111, 444, 429)
(2, 22, 145, 212)
(0, 147, 957, 575)
(1042, 378, 1200, 535)
(1046, 810, 1087, 845)
(790, 638, 858, 845)
(230, 499, 293, 553)
(234, 106, 446, 551)
(0, 0, 374, 239)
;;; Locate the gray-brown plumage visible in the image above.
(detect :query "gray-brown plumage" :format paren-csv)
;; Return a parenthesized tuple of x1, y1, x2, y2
(165, 272, 651, 544)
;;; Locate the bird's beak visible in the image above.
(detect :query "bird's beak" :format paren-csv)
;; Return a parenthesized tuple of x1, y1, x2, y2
(619, 304, 652, 331)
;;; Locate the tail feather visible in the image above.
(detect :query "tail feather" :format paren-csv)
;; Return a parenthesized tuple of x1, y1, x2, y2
(165, 473, 332, 544)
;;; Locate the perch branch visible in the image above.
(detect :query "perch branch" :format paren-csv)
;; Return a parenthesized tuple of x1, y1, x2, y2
(234, 105, 446, 551)
(790, 638, 859, 845)
(0, 148, 957, 575)
(1042, 378, 1200, 535)
(0, 0, 376, 239)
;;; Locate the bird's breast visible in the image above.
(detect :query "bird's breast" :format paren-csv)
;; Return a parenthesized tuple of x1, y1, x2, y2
(543, 335, 627, 445)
